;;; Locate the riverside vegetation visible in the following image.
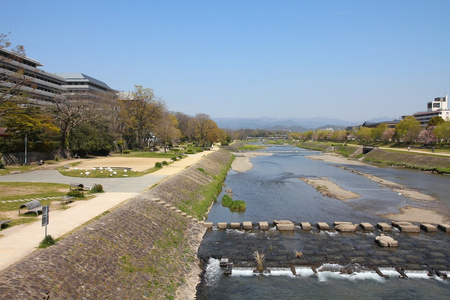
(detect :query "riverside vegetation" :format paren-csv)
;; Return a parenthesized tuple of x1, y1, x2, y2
(297, 141, 450, 174)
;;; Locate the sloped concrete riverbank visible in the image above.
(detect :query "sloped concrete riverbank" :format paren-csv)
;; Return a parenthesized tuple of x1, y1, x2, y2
(0, 149, 233, 299)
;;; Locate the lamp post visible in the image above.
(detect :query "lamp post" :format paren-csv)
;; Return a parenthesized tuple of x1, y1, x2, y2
(24, 132, 28, 165)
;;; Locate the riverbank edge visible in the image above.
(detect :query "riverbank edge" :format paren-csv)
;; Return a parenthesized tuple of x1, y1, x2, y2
(0, 149, 234, 299)
(297, 142, 450, 174)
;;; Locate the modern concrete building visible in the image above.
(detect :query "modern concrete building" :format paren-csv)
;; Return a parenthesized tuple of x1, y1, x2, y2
(0, 48, 66, 105)
(0, 49, 115, 106)
(412, 95, 449, 126)
(55, 73, 113, 93)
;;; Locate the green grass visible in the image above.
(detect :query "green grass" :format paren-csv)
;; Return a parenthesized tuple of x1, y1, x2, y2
(0, 182, 69, 211)
(58, 167, 160, 178)
(238, 145, 267, 151)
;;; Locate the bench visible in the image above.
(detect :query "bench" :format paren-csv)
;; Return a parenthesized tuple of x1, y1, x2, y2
(19, 200, 42, 216)
(61, 196, 74, 205)
(70, 183, 90, 191)
(0, 220, 11, 229)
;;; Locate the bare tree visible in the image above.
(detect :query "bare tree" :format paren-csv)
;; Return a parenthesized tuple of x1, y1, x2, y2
(0, 32, 31, 110)
(153, 112, 181, 153)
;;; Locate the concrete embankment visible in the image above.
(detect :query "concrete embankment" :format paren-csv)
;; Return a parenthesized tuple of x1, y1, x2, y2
(0, 149, 233, 300)
(363, 148, 450, 173)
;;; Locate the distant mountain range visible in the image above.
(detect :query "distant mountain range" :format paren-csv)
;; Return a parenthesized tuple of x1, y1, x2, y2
(213, 117, 397, 131)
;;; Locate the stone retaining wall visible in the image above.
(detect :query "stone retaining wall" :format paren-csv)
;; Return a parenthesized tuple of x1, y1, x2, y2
(0, 149, 233, 299)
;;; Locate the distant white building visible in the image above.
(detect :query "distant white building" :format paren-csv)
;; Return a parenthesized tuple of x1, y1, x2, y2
(412, 95, 449, 126)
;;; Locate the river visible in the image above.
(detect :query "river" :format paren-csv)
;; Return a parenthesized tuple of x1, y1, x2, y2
(197, 145, 450, 299)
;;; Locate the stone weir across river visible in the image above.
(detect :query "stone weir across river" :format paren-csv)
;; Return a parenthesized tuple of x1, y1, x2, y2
(199, 225, 450, 273)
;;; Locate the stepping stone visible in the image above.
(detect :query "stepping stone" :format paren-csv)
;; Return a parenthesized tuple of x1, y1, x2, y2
(186, 215, 193, 219)
(300, 222, 312, 231)
(1, 201, 5, 203)
(420, 223, 437, 232)
(169, 206, 177, 210)
(164, 203, 171, 207)
(375, 234, 398, 247)
(218, 222, 228, 229)
(335, 223, 357, 232)
(175, 209, 182, 213)
(243, 221, 252, 230)
(203, 222, 213, 229)
(392, 221, 420, 233)
(317, 222, 329, 230)
(360, 223, 374, 231)
(259, 222, 269, 230)
(377, 222, 392, 231)
(230, 222, 241, 229)
(334, 221, 352, 226)
(181, 212, 187, 216)
(276, 223, 294, 231)
(437, 224, 450, 232)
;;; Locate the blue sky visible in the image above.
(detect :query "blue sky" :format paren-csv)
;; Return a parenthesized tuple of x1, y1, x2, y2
(2, 0, 449, 122)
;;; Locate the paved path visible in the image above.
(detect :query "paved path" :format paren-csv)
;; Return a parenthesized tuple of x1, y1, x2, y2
(0, 150, 216, 271)
(378, 147, 450, 157)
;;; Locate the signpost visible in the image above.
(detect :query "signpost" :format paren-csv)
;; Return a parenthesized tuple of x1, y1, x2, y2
(42, 205, 49, 238)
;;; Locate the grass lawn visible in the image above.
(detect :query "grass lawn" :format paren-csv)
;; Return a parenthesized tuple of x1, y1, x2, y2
(0, 182, 93, 229)
(58, 166, 159, 178)
(238, 145, 267, 151)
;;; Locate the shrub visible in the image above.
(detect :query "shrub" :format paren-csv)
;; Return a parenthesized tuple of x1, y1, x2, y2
(155, 162, 162, 168)
(221, 194, 233, 207)
(187, 149, 194, 154)
(162, 161, 169, 166)
(171, 156, 178, 161)
(123, 150, 131, 154)
(39, 235, 55, 248)
(230, 200, 246, 211)
(0, 161, 4, 169)
(67, 190, 85, 198)
(90, 184, 104, 193)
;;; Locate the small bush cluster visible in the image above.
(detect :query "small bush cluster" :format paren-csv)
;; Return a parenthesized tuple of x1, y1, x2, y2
(221, 194, 246, 211)
(90, 184, 104, 193)
(162, 161, 169, 166)
(0, 161, 4, 169)
(171, 156, 178, 161)
(39, 235, 55, 248)
(155, 162, 162, 168)
(67, 190, 85, 198)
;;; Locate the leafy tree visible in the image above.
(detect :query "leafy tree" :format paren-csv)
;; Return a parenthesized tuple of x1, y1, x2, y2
(372, 123, 387, 141)
(193, 113, 222, 148)
(69, 120, 114, 156)
(3, 104, 58, 142)
(395, 116, 422, 143)
(434, 121, 450, 142)
(355, 127, 372, 144)
(427, 116, 445, 128)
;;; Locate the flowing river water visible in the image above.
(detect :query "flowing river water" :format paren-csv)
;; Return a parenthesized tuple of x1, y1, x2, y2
(196, 145, 450, 299)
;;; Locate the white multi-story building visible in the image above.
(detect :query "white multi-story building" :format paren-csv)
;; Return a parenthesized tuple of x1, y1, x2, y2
(413, 95, 449, 126)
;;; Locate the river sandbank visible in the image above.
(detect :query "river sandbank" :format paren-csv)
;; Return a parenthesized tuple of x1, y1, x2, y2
(308, 153, 448, 224)
(231, 152, 272, 172)
(300, 177, 361, 200)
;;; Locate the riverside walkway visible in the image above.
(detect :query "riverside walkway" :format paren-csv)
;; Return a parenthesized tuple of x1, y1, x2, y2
(0, 150, 216, 271)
